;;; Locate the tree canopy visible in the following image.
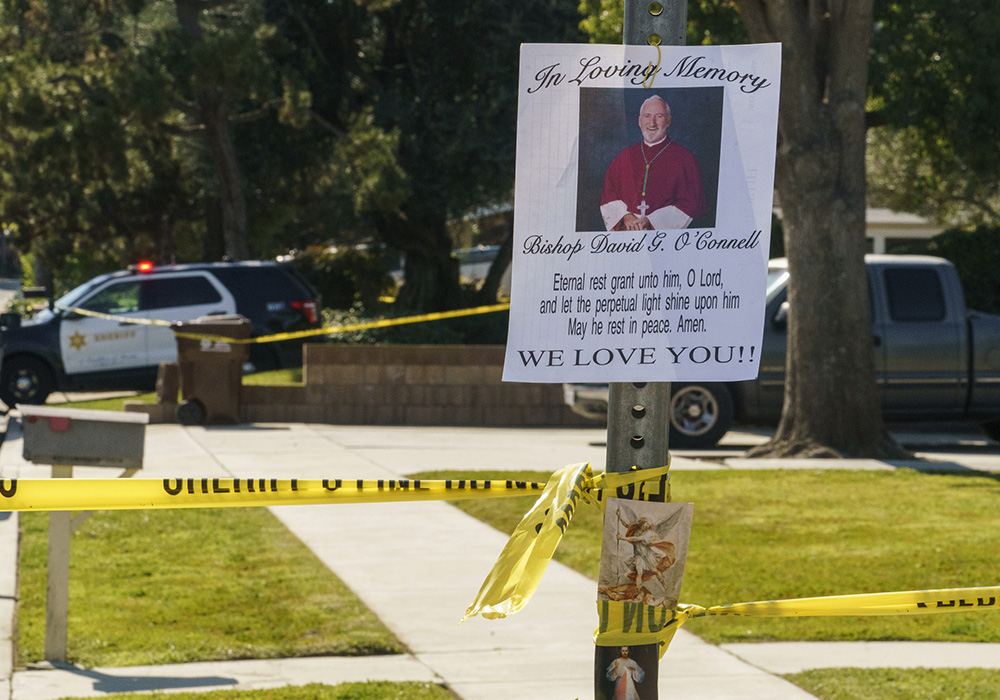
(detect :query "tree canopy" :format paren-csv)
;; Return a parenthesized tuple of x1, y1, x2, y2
(0, 0, 582, 306)
(867, 0, 1000, 225)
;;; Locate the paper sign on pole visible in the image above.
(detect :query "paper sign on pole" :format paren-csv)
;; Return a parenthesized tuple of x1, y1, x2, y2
(503, 43, 781, 383)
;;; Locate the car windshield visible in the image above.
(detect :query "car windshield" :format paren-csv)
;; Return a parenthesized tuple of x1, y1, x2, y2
(32, 273, 116, 322)
(765, 267, 789, 303)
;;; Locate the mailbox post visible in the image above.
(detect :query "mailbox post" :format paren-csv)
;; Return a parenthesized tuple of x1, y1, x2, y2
(19, 405, 149, 662)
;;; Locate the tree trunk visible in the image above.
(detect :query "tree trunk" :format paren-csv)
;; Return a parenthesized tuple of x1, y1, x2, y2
(737, 0, 909, 458)
(397, 246, 462, 311)
(380, 211, 462, 312)
(174, 0, 250, 261)
(155, 215, 176, 265)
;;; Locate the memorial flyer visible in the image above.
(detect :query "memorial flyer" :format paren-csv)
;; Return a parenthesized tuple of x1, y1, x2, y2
(503, 42, 781, 383)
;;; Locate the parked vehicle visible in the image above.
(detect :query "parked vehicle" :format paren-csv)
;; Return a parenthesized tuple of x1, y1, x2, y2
(0, 261, 321, 408)
(564, 255, 1000, 448)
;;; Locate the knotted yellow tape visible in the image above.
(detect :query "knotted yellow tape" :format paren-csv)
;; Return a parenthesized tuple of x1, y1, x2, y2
(56, 303, 511, 345)
(462, 461, 670, 622)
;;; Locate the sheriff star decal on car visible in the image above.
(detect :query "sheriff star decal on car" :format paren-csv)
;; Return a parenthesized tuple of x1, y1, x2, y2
(67, 332, 87, 351)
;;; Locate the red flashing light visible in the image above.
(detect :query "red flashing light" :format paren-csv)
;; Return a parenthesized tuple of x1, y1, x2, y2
(136, 260, 155, 274)
(290, 300, 318, 324)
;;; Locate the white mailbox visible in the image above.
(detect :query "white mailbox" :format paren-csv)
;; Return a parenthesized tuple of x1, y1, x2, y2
(20, 405, 149, 469)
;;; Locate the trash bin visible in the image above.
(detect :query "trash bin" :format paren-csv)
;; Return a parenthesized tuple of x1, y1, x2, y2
(172, 315, 251, 426)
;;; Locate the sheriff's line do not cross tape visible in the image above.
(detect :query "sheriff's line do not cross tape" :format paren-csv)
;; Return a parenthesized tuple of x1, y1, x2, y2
(0, 476, 545, 511)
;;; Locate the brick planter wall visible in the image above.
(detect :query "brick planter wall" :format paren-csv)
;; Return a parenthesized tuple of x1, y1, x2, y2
(240, 344, 593, 427)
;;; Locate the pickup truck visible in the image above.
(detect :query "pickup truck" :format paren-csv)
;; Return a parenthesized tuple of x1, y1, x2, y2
(564, 255, 1000, 447)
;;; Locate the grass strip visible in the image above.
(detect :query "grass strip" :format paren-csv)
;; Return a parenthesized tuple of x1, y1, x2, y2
(418, 468, 1000, 644)
(18, 508, 402, 667)
(787, 668, 1000, 699)
(52, 368, 303, 412)
(53, 682, 453, 700)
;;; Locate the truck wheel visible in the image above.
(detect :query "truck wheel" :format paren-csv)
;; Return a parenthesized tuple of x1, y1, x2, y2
(669, 383, 733, 449)
(0, 356, 55, 409)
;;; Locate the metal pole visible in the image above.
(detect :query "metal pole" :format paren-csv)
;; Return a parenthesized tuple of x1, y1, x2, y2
(596, 1, 687, 697)
(45, 465, 73, 663)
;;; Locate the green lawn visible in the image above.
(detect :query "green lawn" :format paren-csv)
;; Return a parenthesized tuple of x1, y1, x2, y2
(425, 468, 1000, 645)
(18, 508, 401, 668)
(53, 682, 452, 700)
(788, 668, 1000, 700)
(55, 392, 156, 410)
(52, 368, 302, 412)
(18, 465, 999, 700)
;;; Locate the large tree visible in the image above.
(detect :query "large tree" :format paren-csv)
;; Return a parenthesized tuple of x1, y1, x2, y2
(734, 0, 904, 457)
(0, 0, 374, 282)
(1, 0, 582, 307)
(359, 0, 584, 310)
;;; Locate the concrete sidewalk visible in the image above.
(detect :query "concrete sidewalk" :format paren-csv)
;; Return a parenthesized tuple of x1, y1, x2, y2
(2, 422, 999, 700)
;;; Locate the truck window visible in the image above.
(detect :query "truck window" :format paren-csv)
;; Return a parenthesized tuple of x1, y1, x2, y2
(883, 268, 946, 321)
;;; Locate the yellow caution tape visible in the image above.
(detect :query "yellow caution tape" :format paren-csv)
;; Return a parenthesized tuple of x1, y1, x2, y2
(1, 460, 671, 628)
(9, 462, 990, 658)
(596, 587, 1000, 657)
(462, 462, 594, 622)
(462, 462, 671, 622)
(690, 586, 1000, 619)
(0, 476, 542, 511)
(596, 600, 686, 651)
(56, 303, 511, 345)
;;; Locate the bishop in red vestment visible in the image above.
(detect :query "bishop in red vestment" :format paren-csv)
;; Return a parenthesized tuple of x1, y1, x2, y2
(600, 95, 707, 231)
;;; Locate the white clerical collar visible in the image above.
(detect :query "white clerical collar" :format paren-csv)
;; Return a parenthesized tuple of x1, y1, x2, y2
(643, 137, 668, 147)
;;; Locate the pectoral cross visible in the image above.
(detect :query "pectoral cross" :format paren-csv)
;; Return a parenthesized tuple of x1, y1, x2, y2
(637, 199, 649, 219)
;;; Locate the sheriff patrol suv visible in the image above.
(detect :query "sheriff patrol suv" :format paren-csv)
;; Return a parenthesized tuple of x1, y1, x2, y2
(0, 261, 321, 409)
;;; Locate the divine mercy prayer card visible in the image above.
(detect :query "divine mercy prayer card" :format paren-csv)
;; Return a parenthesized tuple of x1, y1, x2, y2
(503, 42, 781, 383)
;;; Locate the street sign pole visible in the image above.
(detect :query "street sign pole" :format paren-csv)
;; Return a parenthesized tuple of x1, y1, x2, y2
(596, 1, 687, 697)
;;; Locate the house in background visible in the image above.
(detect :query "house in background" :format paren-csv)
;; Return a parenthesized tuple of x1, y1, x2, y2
(864, 208, 948, 254)
(774, 207, 949, 256)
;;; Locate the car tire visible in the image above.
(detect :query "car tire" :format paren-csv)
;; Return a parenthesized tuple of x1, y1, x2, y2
(668, 383, 733, 449)
(0, 355, 55, 409)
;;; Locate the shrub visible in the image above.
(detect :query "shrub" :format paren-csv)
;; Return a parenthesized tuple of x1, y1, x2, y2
(321, 302, 509, 345)
(291, 247, 396, 310)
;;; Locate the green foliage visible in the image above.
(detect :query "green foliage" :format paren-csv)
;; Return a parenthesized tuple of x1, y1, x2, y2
(867, 126, 1000, 226)
(0, 0, 584, 308)
(292, 247, 396, 310)
(901, 225, 1000, 314)
(18, 508, 402, 667)
(868, 0, 1000, 224)
(323, 303, 509, 346)
(578, 0, 746, 45)
(335, 109, 410, 218)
